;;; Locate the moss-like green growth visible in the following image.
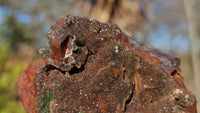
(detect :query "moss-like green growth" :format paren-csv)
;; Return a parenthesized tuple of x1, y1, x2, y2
(39, 89, 53, 113)
(75, 106, 83, 113)
(81, 82, 88, 88)
(59, 105, 64, 110)
(155, 65, 160, 69)
(42, 86, 47, 91)
(43, 50, 50, 57)
(32, 51, 41, 61)
(57, 96, 61, 100)
(32, 50, 50, 61)
(79, 106, 83, 113)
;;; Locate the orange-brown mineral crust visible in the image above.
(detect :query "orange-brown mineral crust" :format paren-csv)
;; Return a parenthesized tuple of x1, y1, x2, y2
(17, 16, 197, 113)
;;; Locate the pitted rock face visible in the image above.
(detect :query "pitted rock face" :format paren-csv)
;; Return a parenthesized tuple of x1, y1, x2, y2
(17, 16, 196, 113)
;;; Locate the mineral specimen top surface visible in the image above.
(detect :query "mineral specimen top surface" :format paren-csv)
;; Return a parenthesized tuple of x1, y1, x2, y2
(17, 15, 197, 113)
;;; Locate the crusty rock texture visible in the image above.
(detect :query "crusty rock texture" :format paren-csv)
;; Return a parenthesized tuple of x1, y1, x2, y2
(17, 15, 197, 113)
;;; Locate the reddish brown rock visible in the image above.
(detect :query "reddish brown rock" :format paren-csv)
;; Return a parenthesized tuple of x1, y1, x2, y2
(17, 16, 197, 113)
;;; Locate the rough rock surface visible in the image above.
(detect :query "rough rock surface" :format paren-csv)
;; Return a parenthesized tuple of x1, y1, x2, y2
(17, 15, 197, 113)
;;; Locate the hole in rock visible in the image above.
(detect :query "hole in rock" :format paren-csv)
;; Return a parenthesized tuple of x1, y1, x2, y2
(45, 65, 66, 75)
(171, 70, 177, 76)
(60, 36, 70, 50)
(124, 85, 135, 112)
(68, 66, 84, 75)
(75, 39, 85, 47)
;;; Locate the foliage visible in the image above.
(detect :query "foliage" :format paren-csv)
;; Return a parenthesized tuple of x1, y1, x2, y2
(0, 52, 26, 113)
(0, 41, 10, 72)
(32, 50, 41, 61)
(0, 15, 31, 113)
(0, 15, 34, 50)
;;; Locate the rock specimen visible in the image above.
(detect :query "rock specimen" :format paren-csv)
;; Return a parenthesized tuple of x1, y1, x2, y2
(17, 15, 197, 113)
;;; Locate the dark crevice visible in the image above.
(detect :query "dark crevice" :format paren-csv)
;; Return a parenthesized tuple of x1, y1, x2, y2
(44, 64, 66, 75)
(75, 39, 85, 47)
(97, 28, 101, 34)
(171, 70, 177, 76)
(175, 97, 186, 108)
(60, 35, 70, 56)
(122, 65, 126, 80)
(73, 48, 81, 54)
(68, 65, 84, 75)
(175, 97, 180, 101)
(60, 35, 69, 49)
(123, 70, 126, 80)
(68, 48, 95, 75)
(124, 84, 134, 112)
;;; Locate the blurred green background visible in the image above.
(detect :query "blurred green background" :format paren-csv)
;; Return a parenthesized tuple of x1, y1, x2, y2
(0, 0, 199, 112)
